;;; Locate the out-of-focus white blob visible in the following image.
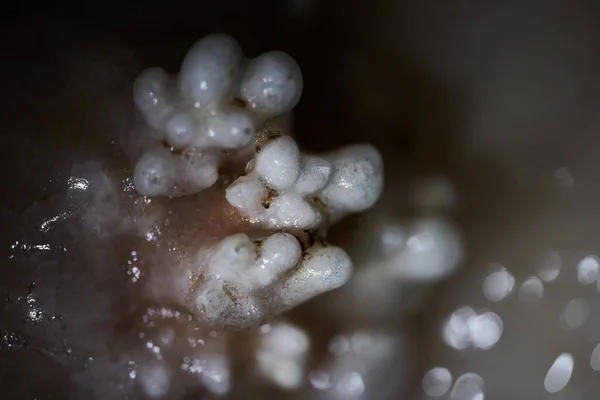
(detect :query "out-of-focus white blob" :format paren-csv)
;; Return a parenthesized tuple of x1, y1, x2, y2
(560, 297, 589, 329)
(422, 367, 453, 397)
(133, 67, 172, 128)
(69, 162, 121, 237)
(227, 138, 383, 229)
(240, 51, 303, 117)
(544, 353, 574, 393)
(411, 176, 459, 212)
(336, 372, 365, 398)
(518, 276, 544, 304)
(329, 335, 351, 356)
(538, 251, 562, 282)
(179, 34, 242, 105)
(590, 343, 600, 370)
(178, 332, 231, 396)
(577, 255, 600, 285)
(381, 217, 464, 283)
(199, 353, 231, 396)
(375, 222, 407, 259)
(138, 363, 171, 398)
(309, 370, 332, 390)
(449, 373, 484, 400)
(443, 306, 477, 351)
(313, 330, 406, 400)
(482, 265, 515, 302)
(468, 312, 503, 350)
(553, 166, 575, 189)
(132, 34, 304, 197)
(443, 307, 503, 350)
(193, 234, 352, 327)
(256, 321, 310, 390)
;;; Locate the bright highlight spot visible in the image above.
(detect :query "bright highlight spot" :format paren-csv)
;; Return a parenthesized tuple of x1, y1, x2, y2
(544, 353, 574, 393)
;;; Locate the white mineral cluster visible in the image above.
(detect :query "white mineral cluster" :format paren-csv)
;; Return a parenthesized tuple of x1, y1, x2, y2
(225, 138, 384, 229)
(194, 232, 353, 327)
(123, 31, 389, 397)
(132, 34, 303, 197)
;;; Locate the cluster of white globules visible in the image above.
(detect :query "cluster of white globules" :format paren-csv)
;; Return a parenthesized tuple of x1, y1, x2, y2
(130, 33, 384, 329)
(194, 232, 352, 327)
(226, 139, 384, 229)
(132, 34, 303, 197)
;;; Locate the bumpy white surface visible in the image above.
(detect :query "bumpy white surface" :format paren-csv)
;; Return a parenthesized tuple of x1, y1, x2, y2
(256, 321, 310, 389)
(132, 34, 303, 197)
(240, 51, 303, 117)
(225, 137, 384, 229)
(194, 233, 352, 327)
(133, 146, 219, 197)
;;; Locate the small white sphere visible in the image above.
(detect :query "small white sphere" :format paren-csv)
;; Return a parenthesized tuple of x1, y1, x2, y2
(240, 51, 303, 117)
(206, 110, 255, 149)
(255, 136, 301, 190)
(164, 111, 197, 149)
(253, 233, 302, 286)
(261, 233, 302, 271)
(321, 144, 384, 214)
(294, 156, 332, 195)
(225, 176, 267, 212)
(179, 34, 243, 105)
(133, 67, 171, 125)
(133, 149, 175, 197)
